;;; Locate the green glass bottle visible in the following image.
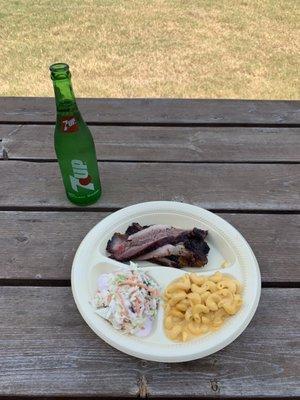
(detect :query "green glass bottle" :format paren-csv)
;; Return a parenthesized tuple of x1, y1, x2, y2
(50, 63, 101, 205)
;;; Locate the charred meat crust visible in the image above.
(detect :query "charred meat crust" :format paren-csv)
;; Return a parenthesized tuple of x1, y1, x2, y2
(106, 223, 210, 268)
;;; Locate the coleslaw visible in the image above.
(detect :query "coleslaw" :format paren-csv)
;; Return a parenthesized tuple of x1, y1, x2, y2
(93, 265, 160, 336)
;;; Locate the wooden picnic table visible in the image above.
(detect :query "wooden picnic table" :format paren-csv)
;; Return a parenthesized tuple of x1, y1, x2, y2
(0, 98, 299, 399)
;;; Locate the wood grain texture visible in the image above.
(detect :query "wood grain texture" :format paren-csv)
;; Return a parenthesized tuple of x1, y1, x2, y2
(0, 97, 299, 124)
(0, 211, 299, 282)
(1, 124, 300, 162)
(0, 161, 299, 210)
(0, 286, 299, 397)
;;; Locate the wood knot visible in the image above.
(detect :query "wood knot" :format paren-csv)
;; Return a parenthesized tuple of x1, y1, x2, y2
(0, 146, 8, 160)
(210, 378, 220, 393)
(16, 236, 28, 243)
(138, 374, 149, 398)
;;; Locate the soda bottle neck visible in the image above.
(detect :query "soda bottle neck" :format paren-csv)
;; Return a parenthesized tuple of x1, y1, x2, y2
(50, 63, 79, 113)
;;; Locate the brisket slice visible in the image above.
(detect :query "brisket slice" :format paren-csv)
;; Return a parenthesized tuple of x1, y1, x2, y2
(106, 223, 209, 267)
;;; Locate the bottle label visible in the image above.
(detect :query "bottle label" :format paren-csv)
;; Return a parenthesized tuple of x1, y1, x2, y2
(70, 159, 95, 192)
(61, 115, 78, 133)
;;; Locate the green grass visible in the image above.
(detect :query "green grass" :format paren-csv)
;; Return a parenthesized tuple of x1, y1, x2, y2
(0, 0, 299, 98)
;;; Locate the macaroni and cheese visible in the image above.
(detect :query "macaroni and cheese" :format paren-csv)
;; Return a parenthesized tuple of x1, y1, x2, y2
(164, 272, 243, 342)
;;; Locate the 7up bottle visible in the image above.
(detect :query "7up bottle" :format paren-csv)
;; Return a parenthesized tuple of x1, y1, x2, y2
(50, 63, 101, 205)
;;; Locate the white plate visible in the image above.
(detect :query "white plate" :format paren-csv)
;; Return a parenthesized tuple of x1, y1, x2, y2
(71, 201, 261, 362)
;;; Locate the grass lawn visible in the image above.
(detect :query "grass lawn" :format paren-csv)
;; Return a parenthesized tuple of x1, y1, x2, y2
(0, 0, 299, 98)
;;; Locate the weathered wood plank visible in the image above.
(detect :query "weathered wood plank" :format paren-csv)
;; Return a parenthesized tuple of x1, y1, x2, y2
(0, 161, 299, 210)
(0, 286, 138, 398)
(0, 287, 299, 397)
(147, 289, 300, 398)
(0, 97, 299, 124)
(1, 124, 299, 162)
(0, 211, 299, 282)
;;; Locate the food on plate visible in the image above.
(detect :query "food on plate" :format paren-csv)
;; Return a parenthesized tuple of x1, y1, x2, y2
(221, 260, 229, 268)
(163, 272, 243, 342)
(92, 266, 160, 336)
(106, 223, 210, 268)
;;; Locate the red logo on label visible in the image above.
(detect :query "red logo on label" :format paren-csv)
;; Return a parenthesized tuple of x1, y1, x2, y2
(61, 116, 78, 133)
(79, 175, 92, 186)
